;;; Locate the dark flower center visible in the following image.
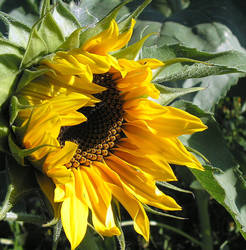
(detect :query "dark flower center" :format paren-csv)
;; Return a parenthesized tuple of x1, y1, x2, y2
(58, 73, 125, 168)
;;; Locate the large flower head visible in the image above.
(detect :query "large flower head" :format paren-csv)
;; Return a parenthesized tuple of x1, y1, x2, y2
(15, 18, 207, 249)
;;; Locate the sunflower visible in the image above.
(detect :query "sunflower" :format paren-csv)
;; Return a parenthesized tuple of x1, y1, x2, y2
(15, 19, 207, 249)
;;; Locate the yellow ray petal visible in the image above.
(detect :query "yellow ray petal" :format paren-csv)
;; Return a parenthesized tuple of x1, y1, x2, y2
(44, 141, 78, 173)
(124, 98, 207, 136)
(123, 120, 203, 170)
(113, 147, 177, 181)
(70, 50, 111, 74)
(107, 154, 181, 211)
(110, 184, 149, 241)
(78, 167, 119, 236)
(83, 19, 135, 55)
(61, 181, 88, 250)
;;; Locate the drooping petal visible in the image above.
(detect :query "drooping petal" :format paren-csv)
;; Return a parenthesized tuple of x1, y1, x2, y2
(107, 154, 181, 211)
(61, 181, 88, 250)
(124, 98, 207, 137)
(110, 184, 149, 241)
(113, 146, 177, 181)
(79, 166, 120, 236)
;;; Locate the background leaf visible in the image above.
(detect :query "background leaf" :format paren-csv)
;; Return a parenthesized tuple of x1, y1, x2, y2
(174, 100, 246, 239)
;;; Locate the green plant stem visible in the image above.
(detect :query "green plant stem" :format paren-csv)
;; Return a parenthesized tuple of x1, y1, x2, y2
(4, 212, 46, 225)
(0, 185, 15, 220)
(195, 190, 213, 250)
(121, 220, 202, 247)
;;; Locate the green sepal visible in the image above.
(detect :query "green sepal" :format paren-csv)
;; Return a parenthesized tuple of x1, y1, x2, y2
(112, 199, 125, 250)
(20, 26, 48, 68)
(79, 0, 132, 47)
(143, 204, 186, 220)
(112, 33, 153, 60)
(52, 220, 62, 250)
(8, 133, 55, 166)
(9, 96, 32, 125)
(157, 181, 194, 196)
(0, 11, 31, 48)
(185, 145, 210, 164)
(154, 83, 204, 106)
(53, 0, 81, 37)
(118, 0, 151, 33)
(58, 28, 82, 51)
(38, 12, 65, 53)
(0, 54, 21, 108)
(15, 68, 51, 93)
(0, 154, 38, 221)
(0, 111, 10, 153)
(20, 8, 65, 68)
(40, 0, 51, 18)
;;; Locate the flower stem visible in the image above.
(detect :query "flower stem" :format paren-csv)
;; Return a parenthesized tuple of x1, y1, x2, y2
(4, 211, 46, 225)
(121, 220, 202, 246)
(195, 190, 213, 250)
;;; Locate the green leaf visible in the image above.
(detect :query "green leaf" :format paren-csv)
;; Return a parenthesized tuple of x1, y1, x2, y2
(174, 100, 246, 239)
(143, 44, 246, 84)
(166, 0, 246, 49)
(158, 20, 246, 111)
(0, 54, 20, 107)
(129, 19, 162, 47)
(0, 154, 37, 221)
(69, 0, 99, 28)
(7, 7, 39, 27)
(0, 12, 31, 48)
(53, 0, 81, 37)
(151, 0, 189, 17)
(154, 83, 204, 106)
(0, 38, 24, 57)
(0, 0, 40, 17)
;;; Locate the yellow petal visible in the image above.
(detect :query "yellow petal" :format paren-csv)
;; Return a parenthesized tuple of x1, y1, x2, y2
(61, 181, 88, 250)
(114, 147, 177, 181)
(110, 184, 149, 241)
(44, 141, 78, 173)
(137, 58, 164, 69)
(123, 120, 203, 170)
(83, 19, 135, 55)
(124, 98, 207, 136)
(79, 167, 120, 236)
(70, 50, 111, 74)
(107, 154, 181, 211)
